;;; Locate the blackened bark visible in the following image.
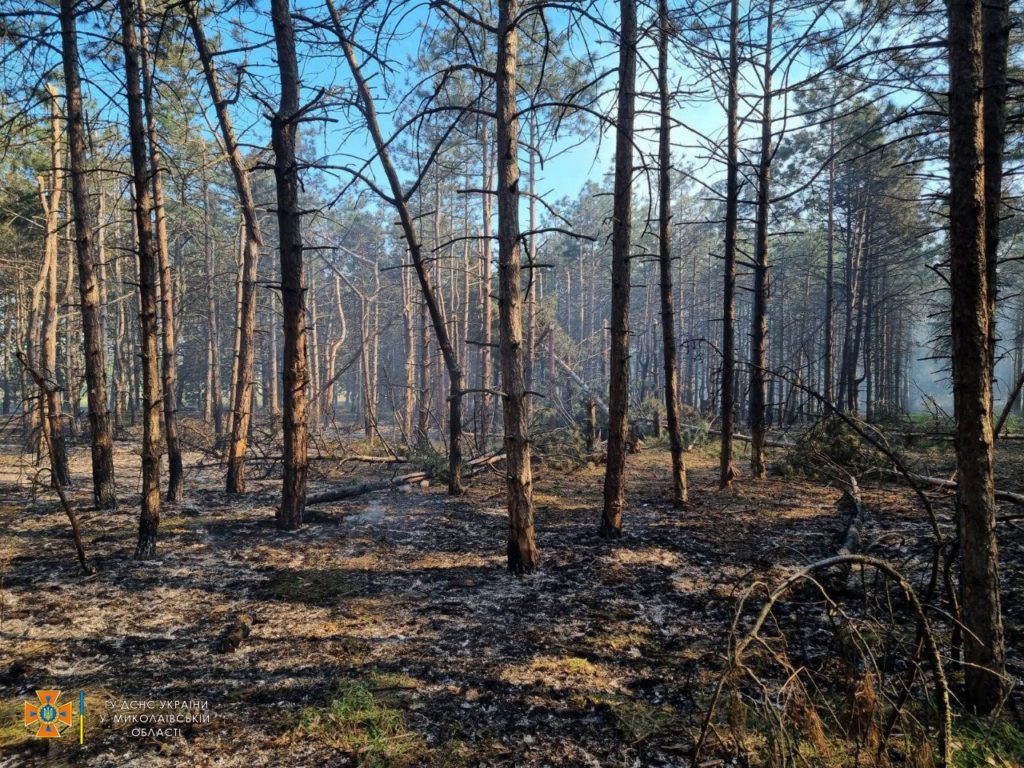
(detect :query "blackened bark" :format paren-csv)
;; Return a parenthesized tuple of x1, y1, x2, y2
(138, 0, 182, 502)
(59, 0, 117, 509)
(749, 0, 773, 479)
(719, 0, 740, 489)
(601, 0, 638, 538)
(657, 0, 687, 507)
(118, 0, 162, 558)
(946, 0, 1007, 713)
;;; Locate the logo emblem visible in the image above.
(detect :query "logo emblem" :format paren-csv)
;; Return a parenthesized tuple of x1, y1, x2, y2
(24, 690, 73, 738)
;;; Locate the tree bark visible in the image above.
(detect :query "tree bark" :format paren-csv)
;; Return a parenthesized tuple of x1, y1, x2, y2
(118, 0, 162, 558)
(59, 0, 117, 509)
(186, 0, 263, 493)
(35, 86, 71, 489)
(719, 0, 740, 489)
(496, 0, 538, 572)
(749, 0, 773, 479)
(270, 0, 308, 530)
(600, 0, 638, 538)
(138, 0, 182, 502)
(946, 0, 1007, 713)
(657, 0, 687, 508)
(328, 2, 465, 494)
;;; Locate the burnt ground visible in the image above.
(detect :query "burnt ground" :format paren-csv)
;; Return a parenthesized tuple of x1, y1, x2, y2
(0, 435, 1022, 767)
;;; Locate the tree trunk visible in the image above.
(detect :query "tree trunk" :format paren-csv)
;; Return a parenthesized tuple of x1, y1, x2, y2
(270, 0, 308, 530)
(749, 0, 773, 479)
(328, 2, 465, 494)
(118, 0, 162, 558)
(982, 0, 1008, 366)
(59, 0, 117, 509)
(719, 0, 740, 489)
(946, 0, 1007, 713)
(138, 0, 182, 502)
(657, 0, 687, 508)
(600, 0, 638, 538)
(496, 0, 538, 572)
(201, 160, 223, 435)
(186, 0, 263, 493)
(823, 121, 835, 407)
(36, 86, 71, 489)
(478, 116, 494, 448)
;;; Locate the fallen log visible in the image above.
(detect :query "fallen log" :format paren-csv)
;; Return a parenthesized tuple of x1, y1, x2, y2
(340, 454, 409, 466)
(708, 430, 796, 449)
(306, 453, 508, 505)
(829, 477, 868, 591)
(879, 469, 1024, 509)
(307, 471, 429, 505)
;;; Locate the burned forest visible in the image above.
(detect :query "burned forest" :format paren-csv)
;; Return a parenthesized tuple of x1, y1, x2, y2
(0, 0, 1022, 765)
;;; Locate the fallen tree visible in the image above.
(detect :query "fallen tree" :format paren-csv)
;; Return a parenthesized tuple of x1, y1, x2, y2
(879, 468, 1024, 509)
(306, 453, 508, 506)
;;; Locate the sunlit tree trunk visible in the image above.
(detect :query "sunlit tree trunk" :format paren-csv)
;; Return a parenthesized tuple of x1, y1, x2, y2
(496, 0, 538, 572)
(186, 0, 263, 492)
(600, 0, 638, 538)
(657, 0, 687, 508)
(270, 0, 308, 529)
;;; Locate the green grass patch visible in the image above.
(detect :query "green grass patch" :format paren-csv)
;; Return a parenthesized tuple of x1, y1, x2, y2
(297, 672, 426, 766)
(953, 717, 1024, 768)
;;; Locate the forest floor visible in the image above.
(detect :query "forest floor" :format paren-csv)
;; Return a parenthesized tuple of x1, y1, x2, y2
(0, 429, 1022, 767)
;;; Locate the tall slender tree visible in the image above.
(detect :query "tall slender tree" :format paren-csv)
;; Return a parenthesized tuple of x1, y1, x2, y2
(496, 0, 538, 572)
(600, 0, 638, 538)
(59, 0, 117, 509)
(270, 0, 308, 530)
(946, 0, 1006, 714)
(657, 0, 688, 508)
(118, 0, 162, 558)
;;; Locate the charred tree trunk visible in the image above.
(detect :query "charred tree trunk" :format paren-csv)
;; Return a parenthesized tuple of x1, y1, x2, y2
(749, 0, 773, 479)
(139, 0, 182, 502)
(657, 0, 687, 508)
(270, 0, 308, 530)
(59, 0, 117, 509)
(600, 0, 638, 538)
(946, 0, 1007, 713)
(118, 0, 162, 558)
(719, 0, 740, 489)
